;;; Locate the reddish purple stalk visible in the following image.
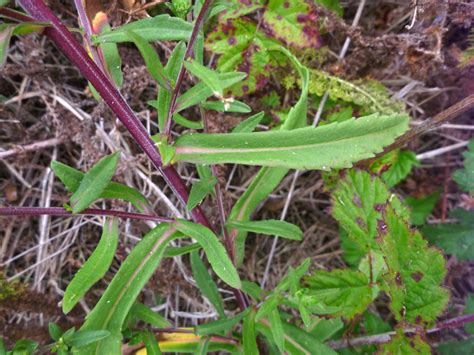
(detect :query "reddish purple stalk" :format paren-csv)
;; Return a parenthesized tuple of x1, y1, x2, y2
(15, 0, 211, 230)
(0, 207, 174, 223)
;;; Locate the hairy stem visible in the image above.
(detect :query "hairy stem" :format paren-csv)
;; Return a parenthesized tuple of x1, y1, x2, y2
(0, 207, 174, 223)
(15, 0, 211, 229)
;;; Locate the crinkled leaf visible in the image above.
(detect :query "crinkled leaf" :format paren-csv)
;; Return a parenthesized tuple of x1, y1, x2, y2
(175, 220, 241, 289)
(226, 219, 303, 241)
(298, 269, 376, 319)
(423, 209, 474, 261)
(262, 0, 321, 49)
(173, 114, 409, 169)
(190, 251, 226, 319)
(377, 206, 449, 323)
(63, 218, 118, 314)
(379, 333, 431, 355)
(70, 151, 120, 213)
(332, 170, 409, 254)
(78, 224, 178, 355)
(405, 192, 439, 226)
(370, 149, 420, 188)
(453, 139, 474, 192)
(92, 15, 194, 43)
(187, 176, 217, 211)
(51, 160, 150, 213)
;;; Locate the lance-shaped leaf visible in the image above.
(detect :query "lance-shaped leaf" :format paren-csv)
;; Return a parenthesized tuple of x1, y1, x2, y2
(70, 151, 120, 213)
(63, 218, 119, 314)
(243, 309, 258, 354)
(173, 114, 409, 169)
(0, 24, 13, 68)
(190, 251, 226, 319)
(125, 30, 171, 90)
(78, 224, 179, 354)
(233, 112, 265, 133)
(196, 309, 250, 336)
(175, 220, 241, 289)
(184, 59, 223, 97)
(51, 160, 150, 213)
(92, 15, 194, 44)
(377, 206, 449, 324)
(128, 303, 171, 329)
(298, 269, 376, 319)
(201, 100, 251, 113)
(226, 220, 303, 241)
(186, 176, 217, 211)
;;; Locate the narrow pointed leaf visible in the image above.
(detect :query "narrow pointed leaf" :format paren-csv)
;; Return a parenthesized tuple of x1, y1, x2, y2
(51, 160, 150, 213)
(243, 309, 258, 354)
(63, 218, 119, 314)
(190, 251, 226, 319)
(78, 224, 178, 354)
(175, 220, 241, 289)
(172, 113, 203, 130)
(174, 114, 409, 170)
(268, 308, 285, 353)
(70, 151, 120, 213)
(141, 330, 162, 355)
(184, 59, 223, 96)
(125, 30, 171, 90)
(195, 309, 249, 336)
(201, 100, 251, 113)
(232, 112, 264, 133)
(0, 24, 13, 68)
(129, 303, 171, 328)
(187, 176, 218, 211)
(92, 15, 194, 43)
(226, 220, 303, 241)
(68, 330, 111, 348)
(164, 243, 201, 257)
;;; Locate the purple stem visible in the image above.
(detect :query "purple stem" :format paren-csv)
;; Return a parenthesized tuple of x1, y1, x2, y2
(163, 0, 213, 138)
(15, 0, 212, 229)
(0, 206, 174, 223)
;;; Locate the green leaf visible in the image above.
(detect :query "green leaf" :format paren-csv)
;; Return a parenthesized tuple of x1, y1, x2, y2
(185, 59, 223, 97)
(49, 322, 63, 341)
(0, 24, 13, 69)
(51, 161, 150, 213)
(225, 219, 303, 241)
(92, 15, 194, 44)
(268, 308, 285, 353)
(255, 295, 281, 321)
(243, 309, 258, 354)
(307, 70, 405, 115)
(11, 339, 39, 353)
(141, 331, 162, 355)
(423, 209, 474, 261)
(405, 192, 440, 226)
(377, 206, 449, 323)
(379, 333, 431, 355)
(175, 72, 247, 113)
(190, 251, 226, 319)
(363, 312, 392, 335)
(173, 114, 409, 169)
(257, 319, 336, 355)
(164, 243, 201, 257)
(155, 42, 186, 132)
(77, 224, 178, 354)
(464, 295, 474, 334)
(332, 170, 409, 255)
(310, 318, 344, 341)
(125, 30, 171, 90)
(156, 136, 176, 166)
(175, 220, 241, 289)
(172, 113, 203, 130)
(315, 0, 343, 16)
(68, 330, 111, 348)
(63, 217, 119, 314)
(232, 112, 265, 133)
(186, 176, 217, 211)
(453, 139, 474, 192)
(99, 25, 123, 88)
(129, 303, 171, 328)
(241, 281, 265, 301)
(194, 337, 210, 355)
(298, 269, 376, 319)
(195, 309, 249, 336)
(69, 151, 120, 213)
(201, 100, 251, 113)
(436, 338, 474, 355)
(370, 149, 420, 188)
(263, 0, 321, 49)
(206, 18, 280, 95)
